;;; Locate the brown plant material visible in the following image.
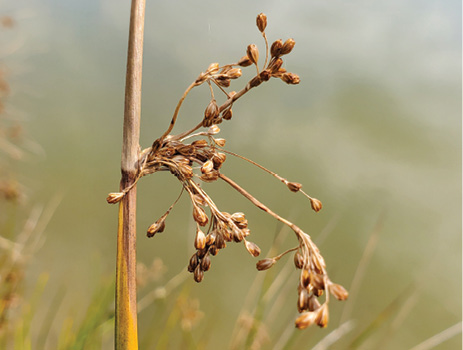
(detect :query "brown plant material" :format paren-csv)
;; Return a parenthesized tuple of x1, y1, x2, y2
(107, 12, 347, 329)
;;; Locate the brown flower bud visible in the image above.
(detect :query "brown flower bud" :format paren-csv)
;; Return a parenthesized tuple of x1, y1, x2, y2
(201, 255, 211, 271)
(237, 55, 253, 67)
(329, 283, 349, 301)
(287, 182, 302, 192)
(295, 311, 317, 329)
(204, 99, 219, 121)
(270, 39, 283, 57)
(106, 192, 124, 204)
(147, 214, 167, 237)
(280, 38, 296, 55)
(206, 62, 219, 74)
(213, 138, 226, 147)
(195, 227, 207, 250)
(194, 265, 204, 283)
(256, 13, 267, 33)
(316, 304, 329, 328)
(256, 258, 276, 271)
(281, 72, 300, 85)
(244, 240, 261, 257)
(226, 68, 242, 79)
(193, 205, 209, 226)
(222, 108, 233, 120)
(310, 198, 322, 212)
(201, 160, 214, 174)
(246, 44, 259, 65)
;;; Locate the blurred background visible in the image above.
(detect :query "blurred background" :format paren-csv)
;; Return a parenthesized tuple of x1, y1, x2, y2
(0, 0, 461, 349)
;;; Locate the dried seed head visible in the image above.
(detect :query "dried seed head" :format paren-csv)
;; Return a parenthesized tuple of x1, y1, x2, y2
(201, 160, 214, 174)
(106, 192, 124, 204)
(268, 58, 283, 74)
(206, 62, 220, 74)
(213, 138, 226, 147)
(204, 99, 219, 121)
(281, 72, 300, 85)
(287, 182, 302, 192)
(329, 283, 349, 301)
(195, 227, 207, 250)
(310, 198, 323, 212)
(226, 68, 242, 79)
(147, 214, 167, 237)
(280, 38, 296, 55)
(295, 311, 317, 329)
(256, 13, 267, 33)
(246, 44, 259, 65)
(316, 304, 329, 328)
(244, 240, 261, 257)
(237, 55, 253, 67)
(194, 265, 204, 283)
(270, 39, 283, 58)
(193, 205, 209, 226)
(256, 258, 277, 271)
(222, 108, 233, 120)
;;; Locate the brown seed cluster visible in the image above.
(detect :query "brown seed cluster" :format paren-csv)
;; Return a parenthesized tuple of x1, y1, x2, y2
(107, 13, 348, 329)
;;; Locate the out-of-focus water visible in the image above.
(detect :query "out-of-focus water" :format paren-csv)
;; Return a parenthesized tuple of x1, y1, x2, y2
(1, 0, 461, 348)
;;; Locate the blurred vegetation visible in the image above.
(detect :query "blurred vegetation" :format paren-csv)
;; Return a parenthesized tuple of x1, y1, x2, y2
(0, 1, 461, 349)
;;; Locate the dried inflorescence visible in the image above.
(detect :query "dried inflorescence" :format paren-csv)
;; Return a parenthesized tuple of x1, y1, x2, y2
(107, 13, 348, 329)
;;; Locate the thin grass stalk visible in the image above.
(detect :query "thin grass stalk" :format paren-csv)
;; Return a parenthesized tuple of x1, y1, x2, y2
(115, 0, 146, 349)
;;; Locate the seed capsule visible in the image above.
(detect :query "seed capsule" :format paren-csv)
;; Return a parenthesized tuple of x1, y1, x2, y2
(195, 227, 207, 250)
(280, 38, 296, 55)
(246, 44, 259, 65)
(268, 58, 283, 74)
(287, 182, 302, 192)
(106, 192, 124, 204)
(329, 283, 349, 301)
(281, 72, 300, 85)
(193, 265, 204, 283)
(270, 39, 283, 58)
(244, 240, 261, 257)
(213, 138, 226, 147)
(192, 139, 208, 148)
(294, 251, 304, 269)
(256, 258, 276, 271)
(256, 13, 267, 33)
(295, 311, 317, 329)
(204, 99, 219, 121)
(201, 255, 211, 271)
(201, 160, 214, 174)
(206, 62, 219, 74)
(147, 214, 167, 237)
(193, 205, 209, 226)
(222, 108, 233, 120)
(316, 304, 329, 328)
(226, 68, 242, 79)
(237, 55, 253, 67)
(188, 253, 199, 272)
(310, 198, 323, 212)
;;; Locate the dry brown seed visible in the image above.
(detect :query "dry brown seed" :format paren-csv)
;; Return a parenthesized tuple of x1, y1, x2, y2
(212, 153, 227, 168)
(206, 232, 216, 245)
(226, 68, 242, 79)
(215, 234, 226, 249)
(310, 198, 323, 212)
(201, 160, 214, 174)
(232, 230, 244, 243)
(213, 138, 226, 147)
(329, 283, 349, 301)
(193, 205, 209, 226)
(193, 194, 206, 207)
(237, 55, 253, 67)
(301, 268, 311, 287)
(246, 44, 259, 65)
(209, 245, 218, 256)
(295, 311, 317, 329)
(194, 265, 204, 283)
(280, 38, 296, 55)
(207, 62, 219, 74)
(106, 192, 124, 204)
(204, 99, 219, 121)
(172, 155, 190, 165)
(188, 253, 199, 272)
(147, 217, 166, 237)
(281, 72, 300, 85)
(178, 164, 193, 179)
(231, 212, 246, 223)
(256, 258, 276, 271)
(195, 228, 207, 250)
(216, 78, 231, 88)
(200, 171, 219, 183)
(176, 144, 195, 156)
(316, 304, 329, 328)
(270, 39, 283, 57)
(201, 255, 211, 271)
(256, 13, 267, 33)
(294, 251, 304, 269)
(208, 125, 220, 135)
(311, 273, 325, 290)
(192, 139, 208, 148)
(222, 108, 233, 120)
(244, 240, 261, 257)
(287, 182, 302, 192)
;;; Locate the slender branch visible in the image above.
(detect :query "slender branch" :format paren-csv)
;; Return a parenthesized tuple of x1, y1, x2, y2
(116, 0, 146, 349)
